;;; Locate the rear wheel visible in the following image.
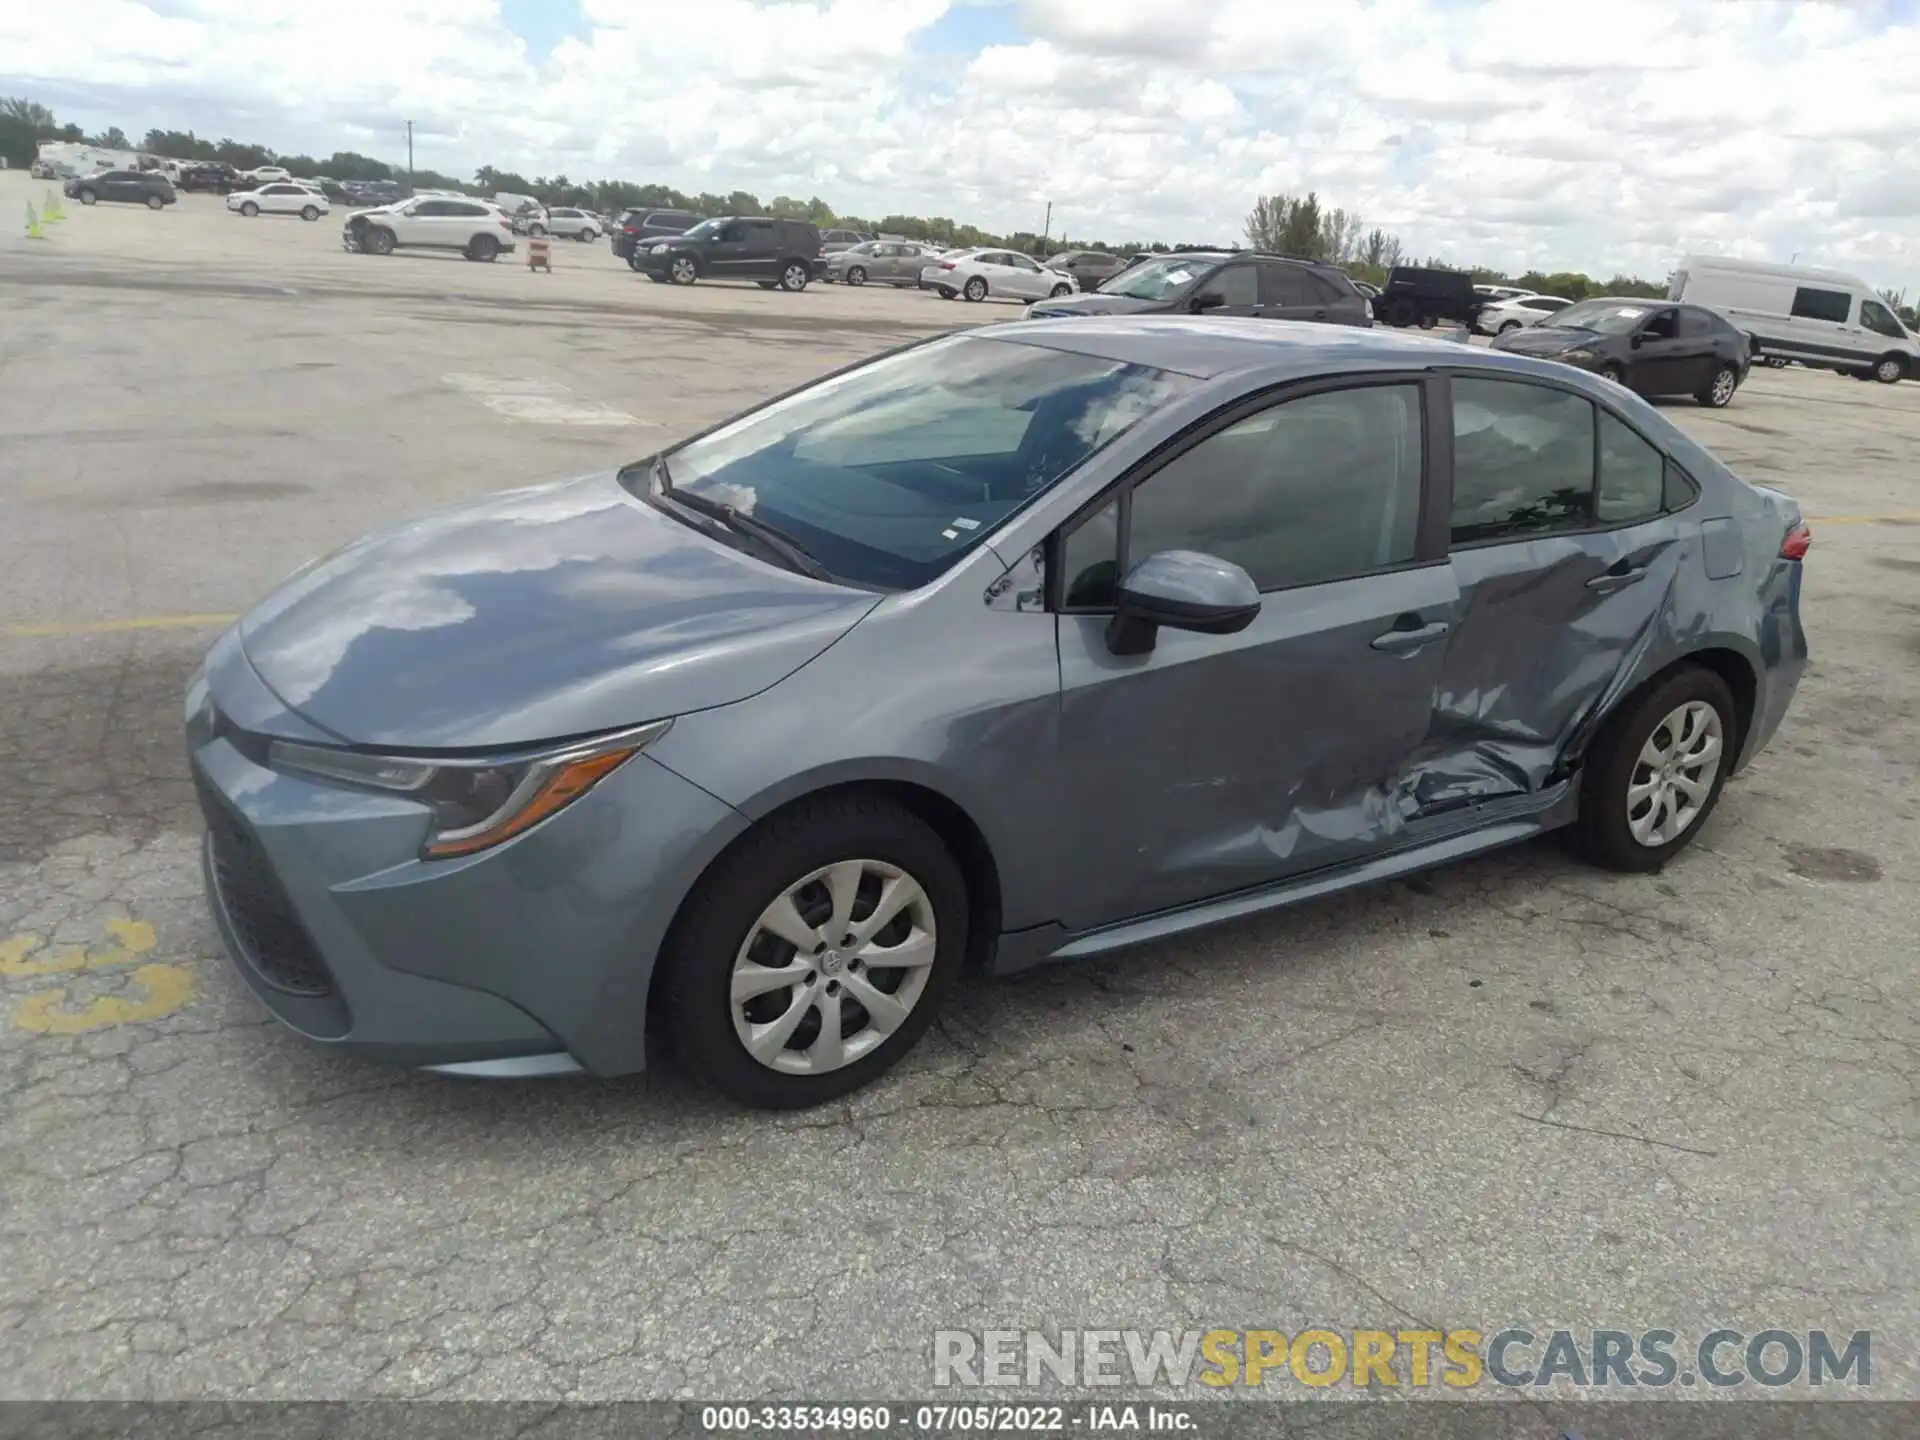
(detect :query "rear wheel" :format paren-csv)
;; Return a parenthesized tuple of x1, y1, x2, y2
(467, 234, 500, 262)
(1573, 667, 1737, 873)
(1873, 354, 1906, 384)
(659, 793, 966, 1108)
(779, 261, 810, 292)
(1499, 319, 1522, 334)
(1697, 364, 1738, 408)
(299, 205, 319, 221)
(963, 276, 988, 302)
(936, 287, 956, 300)
(146, 194, 165, 210)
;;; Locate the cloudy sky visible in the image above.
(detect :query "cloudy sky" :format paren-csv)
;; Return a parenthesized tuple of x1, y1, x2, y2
(5, 0, 1919, 289)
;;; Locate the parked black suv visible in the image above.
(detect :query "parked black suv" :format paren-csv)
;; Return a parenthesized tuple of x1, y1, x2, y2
(1373, 266, 1482, 328)
(612, 208, 705, 263)
(631, 217, 825, 290)
(1024, 251, 1371, 325)
(65, 171, 176, 209)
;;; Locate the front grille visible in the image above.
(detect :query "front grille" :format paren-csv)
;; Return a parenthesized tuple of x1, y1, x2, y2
(194, 770, 336, 997)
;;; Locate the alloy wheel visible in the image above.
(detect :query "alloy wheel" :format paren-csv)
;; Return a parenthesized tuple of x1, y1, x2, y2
(1875, 357, 1904, 384)
(730, 858, 938, 1076)
(1710, 367, 1737, 405)
(671, 256, 697, 284)
(1627, 701, 1724, 847)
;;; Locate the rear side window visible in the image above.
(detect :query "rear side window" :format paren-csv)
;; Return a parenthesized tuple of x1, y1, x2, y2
(1257, 265, 1317, 306)
(1596, 411, 1664, 523)
(1450, 379, 1595, 543)
(1676, 308, 1715, 338)
(1071, 383, 1425, 600)
(1790, 287, 1851, 323)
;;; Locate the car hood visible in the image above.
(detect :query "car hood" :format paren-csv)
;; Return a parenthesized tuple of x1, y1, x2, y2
(237, 472, 880, 751)
(1493, 326, 1595, 355)
(1023, 293, 1159, 316)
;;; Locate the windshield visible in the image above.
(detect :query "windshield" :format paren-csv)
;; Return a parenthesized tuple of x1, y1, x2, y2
(1543, 300, 1653, 334)
(1097, 256, 1217, 300)
(679, 218, 723, 241)
(649, 334, 1193, 590)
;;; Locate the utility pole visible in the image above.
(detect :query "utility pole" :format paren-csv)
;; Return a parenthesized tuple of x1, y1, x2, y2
(1041, 201, 1051, 252)
(406, 120, 414, 181)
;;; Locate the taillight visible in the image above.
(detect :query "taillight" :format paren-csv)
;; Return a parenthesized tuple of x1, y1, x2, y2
(1780, 523, 1812, 560)
(498, 218, 512, 229)
(937, 260, 956, 270)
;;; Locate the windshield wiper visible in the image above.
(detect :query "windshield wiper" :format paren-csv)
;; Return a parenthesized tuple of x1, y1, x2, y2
(655, 467, 832, 582)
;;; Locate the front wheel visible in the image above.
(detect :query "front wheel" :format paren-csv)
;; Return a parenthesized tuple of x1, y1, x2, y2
(627, 251, 646, 272)
(669, 255, 698, 285)
(1599, 362, 1625, 385)
(1573, 667, 1736, 873)
(1697, 364, 1738, 408)
(963, 276, 987, 302)
(844, 265, 867, 286)
(659, 793, 967, 1108)
(1499, 320, 1522, 334)
(240, 201, 259, 217)
(78, 189, 97, 205)
(1049, 283, 1073, 298)
(146, 194, 165, 210)
(363, 226, 396, 256)
(778, 261, 810, 292)
(300, 205, 319, 221)
(1874, 355, 1906, 384)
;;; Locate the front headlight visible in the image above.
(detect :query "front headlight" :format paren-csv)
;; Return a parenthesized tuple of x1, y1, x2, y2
(1563, 347, 1596, 361)
(266, 719, 671, 859)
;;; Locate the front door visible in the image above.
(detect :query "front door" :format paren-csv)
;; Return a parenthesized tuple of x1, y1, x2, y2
(1626, 307, 1687, 393)
(1428, 374, 1688, 811)
(1050, 377, 1454, 929)
(1197, 261, 1259, 317)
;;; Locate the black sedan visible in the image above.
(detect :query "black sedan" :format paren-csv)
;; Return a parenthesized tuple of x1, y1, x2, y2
(64, 170, 176, 209)
(1492, 298, 1749, 407)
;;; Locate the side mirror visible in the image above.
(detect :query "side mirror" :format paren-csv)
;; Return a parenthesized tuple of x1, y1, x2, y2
(1106, 551, 1261, 656)
(1190, 291, 1227, 313)
(1630, 332, 1644, 349)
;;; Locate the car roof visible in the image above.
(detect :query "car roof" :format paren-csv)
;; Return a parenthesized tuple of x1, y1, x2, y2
(984, 314, 1606, 381)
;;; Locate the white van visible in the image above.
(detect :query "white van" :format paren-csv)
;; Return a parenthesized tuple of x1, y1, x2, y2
(1671, 255, 1916, 384)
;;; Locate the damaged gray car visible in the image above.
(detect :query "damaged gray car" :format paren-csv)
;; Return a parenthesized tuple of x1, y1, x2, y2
(188, 317, 1810, 1108)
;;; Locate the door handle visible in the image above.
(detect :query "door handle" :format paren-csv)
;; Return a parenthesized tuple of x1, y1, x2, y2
(1586, 560, 1648, 593)
(1371, 618, 1450, 652)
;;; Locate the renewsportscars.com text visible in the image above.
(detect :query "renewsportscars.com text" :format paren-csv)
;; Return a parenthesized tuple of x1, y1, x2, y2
(933, 1328, 1872, 1390)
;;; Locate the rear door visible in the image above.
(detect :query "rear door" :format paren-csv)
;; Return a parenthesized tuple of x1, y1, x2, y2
(1256, 262, 1332, 322)
(1425, 373, 1690, 811)
(1671, 307, 1723, 392)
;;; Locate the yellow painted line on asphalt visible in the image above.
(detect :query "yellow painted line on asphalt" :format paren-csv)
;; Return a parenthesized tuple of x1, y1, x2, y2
(2, 612, 237, 638)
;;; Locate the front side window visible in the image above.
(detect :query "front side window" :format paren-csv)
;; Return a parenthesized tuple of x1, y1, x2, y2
(651, 335, 1192, 591)
(1791, 287, 1851, 323)
(1205, 264, 1257, 306)
(1861, 300, 1907, 338)
(1641, 309, 1679, 340)
(1450, 378, 1595, 543)
(1061, 384, 1425, 605)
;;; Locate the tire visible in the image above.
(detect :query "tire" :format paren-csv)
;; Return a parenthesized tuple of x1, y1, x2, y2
(577, 229, 596, 242)
(240, 201, 259, 217)
(1873, 354, 1906, 384)
(1697, 364, 1738, 408)
(778, 261, 809, 292)
(1417, 313, 1437, 329)
(528, 224, 546, 237)
(669, 255, 698, 285)
(1852, 369, 1876, 381)
(963, 276, 987, 302)
(627, 251, 646, 272)
(1049, 283, 1073, 298)
(1572, 666, 1737, 873)
(1383, 296, 1414, 327)
(936, 287, 956, 300)
(146, 194, 166, 211)
(1499, 320, 1522, 334)
(756, 281, 777, 289)
(1765, 356, 1789, 369)
(845, 265, 867, 286)
(78, 189, 97, 206)
(300, 205, 319, 222)
(659, 792, 967, 1108)
(1599, 362, 1625, 385)
(364, 227, 396, 256)
(468, 234, 499, 262)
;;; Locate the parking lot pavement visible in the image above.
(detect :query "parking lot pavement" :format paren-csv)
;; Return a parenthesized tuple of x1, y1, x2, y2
(1, 173, 1916, 1402)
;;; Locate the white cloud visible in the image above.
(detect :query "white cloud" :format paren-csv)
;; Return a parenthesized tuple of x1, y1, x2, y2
(3, 0, 1917, 291)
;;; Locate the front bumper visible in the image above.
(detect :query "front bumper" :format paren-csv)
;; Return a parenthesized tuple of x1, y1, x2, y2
(187, 634, 748, 1076)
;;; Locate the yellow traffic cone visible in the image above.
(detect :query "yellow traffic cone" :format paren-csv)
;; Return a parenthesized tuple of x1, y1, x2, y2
(26, 203, 45, 239)
(43, 189, 64, 222)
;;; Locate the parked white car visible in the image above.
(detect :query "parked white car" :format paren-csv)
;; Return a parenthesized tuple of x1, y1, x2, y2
(538, 206, 602, 241)
(242, 166, 291, 186)
(921, 248, 1078, 303)
(1474, 293, 1572, 335)
(343, 196, 518, 261)
(228, 184, 330, 220)
(1473, 283, 1532, 303)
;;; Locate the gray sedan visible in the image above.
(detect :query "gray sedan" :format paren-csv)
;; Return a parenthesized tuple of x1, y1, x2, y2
(188, 320, 1809, 1108)
(825, 240, 939, 286)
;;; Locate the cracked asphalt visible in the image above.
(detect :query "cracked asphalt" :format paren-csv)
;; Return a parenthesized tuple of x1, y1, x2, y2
(1, 176, 1915, 1405)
